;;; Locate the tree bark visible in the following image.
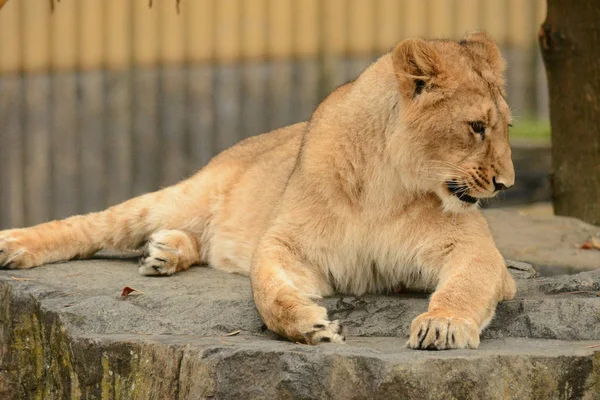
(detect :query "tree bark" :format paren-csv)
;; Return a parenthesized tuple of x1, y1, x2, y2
(539, 1, 600, 226)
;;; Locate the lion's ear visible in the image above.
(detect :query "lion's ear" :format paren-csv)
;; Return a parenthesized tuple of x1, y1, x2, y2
(460, 31, 506, 78)
(392, 38, 452, 99)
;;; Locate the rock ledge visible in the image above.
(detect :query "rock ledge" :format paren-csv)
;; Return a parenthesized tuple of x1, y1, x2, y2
(1, 258, 600, 399)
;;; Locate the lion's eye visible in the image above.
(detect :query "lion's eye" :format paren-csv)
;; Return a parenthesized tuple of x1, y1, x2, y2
(469, 121, 486, 138)
(414, 79, 426, 96)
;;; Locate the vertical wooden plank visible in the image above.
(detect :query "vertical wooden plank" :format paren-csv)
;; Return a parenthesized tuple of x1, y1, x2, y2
(322, 0, 347, 56)
(294, 0, 320, 121)
(22, 0, 51, 72)
(50, 0, 77, 71)
(50, 72, 79, 219)
(268, 59, 295, 130)
(455, 0, 481, 36)
(79, 0, 106, 213)
(341, 0, 374, 80)
(267, 0, 294, 129)
(159, 0, 185, 65)
(187, 66, 216, 174)
(78, 71, 107, 213)
(105, 0, 131, 70)
(185, 0, 215, 173)
(186, 0, 214, 63)
(22, 0, 52, 224)
(483, 0, 508, 43)
(0, 1, 24, 227)
(295, 0, 319, 59)
(24, 74, 52, 225)
(79, 0, 104, 70)
(347, 0, 375, 79)
(0, 0, 21, 74)
(0, 77, 25, 228)
(132, 68, 160, 196)
(133, 0, 159, 66)
(507, 0, 532, 47)
(159, 65, 188, 187)
(348, 0, 375, 55)
(132, 0, 160, 195)
(215, 0, 241, 63)
(50, 0, 79, 219)
(241, 61, 268, 138)
(320, 0, 348, 93)
(267, 0, 293, 60)
(429, 0, 454, 38)
(240, 0, 268, 138)
(377, 0, 403, 52)
(242, 0, 267, 60)
(294, 59, 320, 123)
(105, 0, 133, 204)
(345, 0, 376, 80)
(404, 0, 428, 38)
(214, 0, 241, 151)
(214, 64, 242, 151)
(159, 0, 187, 186)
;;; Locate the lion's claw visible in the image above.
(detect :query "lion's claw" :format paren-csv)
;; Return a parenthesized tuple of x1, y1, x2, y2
(408, 312, 479, 350)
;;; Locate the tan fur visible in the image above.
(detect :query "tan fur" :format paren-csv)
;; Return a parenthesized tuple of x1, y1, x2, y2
(0, 32, 516, 349)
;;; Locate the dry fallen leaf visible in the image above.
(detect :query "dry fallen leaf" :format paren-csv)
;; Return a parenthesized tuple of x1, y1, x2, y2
(11, 276, 37, 282)
(224, 330, 241, 337)
(580, 237, 600, 250)
(121, 286, 144, 299)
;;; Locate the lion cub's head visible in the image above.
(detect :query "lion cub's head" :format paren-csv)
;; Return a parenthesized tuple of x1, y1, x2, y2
(391, 32, 514, 213)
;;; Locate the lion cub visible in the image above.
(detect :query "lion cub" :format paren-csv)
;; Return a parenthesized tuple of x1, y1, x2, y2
(0, 32, 516, 349)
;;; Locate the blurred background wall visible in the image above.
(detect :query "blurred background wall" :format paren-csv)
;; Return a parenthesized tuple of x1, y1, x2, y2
(0, 0, 548, 227)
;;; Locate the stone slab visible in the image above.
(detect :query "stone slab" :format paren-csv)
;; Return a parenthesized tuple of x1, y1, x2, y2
(484, 208, 600, 275)
(1, 257, 600, 399)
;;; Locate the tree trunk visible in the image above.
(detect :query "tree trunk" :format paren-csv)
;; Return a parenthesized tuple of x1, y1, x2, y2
(539, 1, 600, 226)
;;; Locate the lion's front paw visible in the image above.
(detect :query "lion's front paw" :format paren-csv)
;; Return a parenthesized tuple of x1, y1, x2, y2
(407, 311, 479, 350)
(0, 230, 40, 269)
(303, 319, 346, 345)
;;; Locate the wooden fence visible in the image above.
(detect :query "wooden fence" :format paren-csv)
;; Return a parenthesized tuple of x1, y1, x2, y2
(0, 0, 548, 227)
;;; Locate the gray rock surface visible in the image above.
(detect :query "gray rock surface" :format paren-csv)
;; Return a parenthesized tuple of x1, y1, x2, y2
(1, 254, 600, 399)
(484, 209, 600, 275)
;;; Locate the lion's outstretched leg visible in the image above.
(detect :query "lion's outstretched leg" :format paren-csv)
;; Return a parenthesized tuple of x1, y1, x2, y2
(251, 236, 343, 344)
(407, 247, 513, 350)
(138, 229, 201, 276)
(0, 179, 208, 271)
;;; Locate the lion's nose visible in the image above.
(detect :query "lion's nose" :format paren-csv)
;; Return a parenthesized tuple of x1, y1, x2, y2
(493, 176, 511, 191)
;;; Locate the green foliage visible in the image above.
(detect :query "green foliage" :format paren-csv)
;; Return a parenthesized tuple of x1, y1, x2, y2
(510, 118, 551, 141)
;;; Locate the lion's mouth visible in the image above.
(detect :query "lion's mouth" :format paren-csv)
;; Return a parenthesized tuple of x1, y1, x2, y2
(445, 181, 478, 204)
